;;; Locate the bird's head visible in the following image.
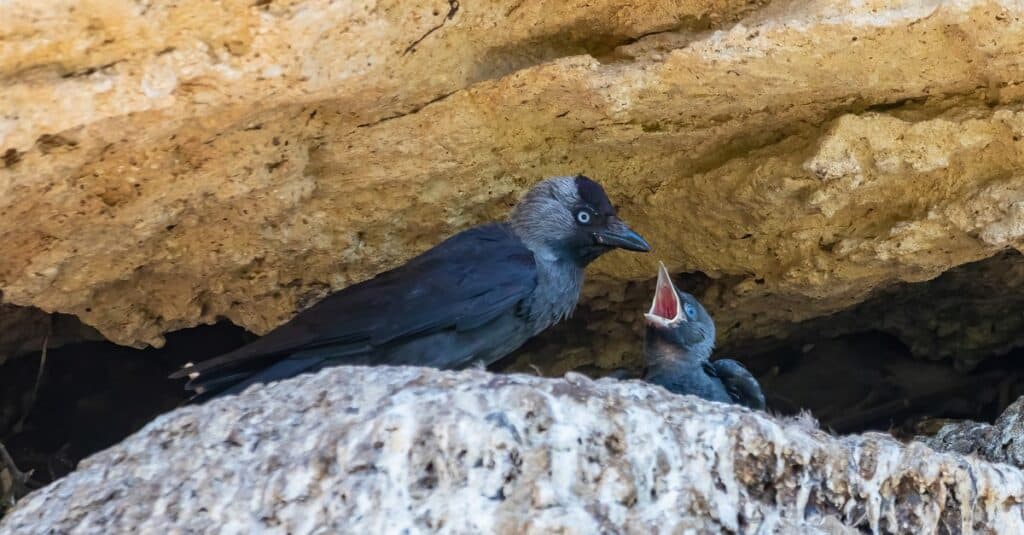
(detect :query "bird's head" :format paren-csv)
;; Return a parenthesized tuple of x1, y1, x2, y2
(643, 262, 716, 363)
(507, 175, 650, 266)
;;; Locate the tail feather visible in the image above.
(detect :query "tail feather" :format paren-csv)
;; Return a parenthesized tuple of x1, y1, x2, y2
(186, 371, 254, 396)
(181, 355, 329, 403)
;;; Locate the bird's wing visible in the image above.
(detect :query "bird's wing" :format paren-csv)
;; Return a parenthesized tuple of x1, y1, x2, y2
(172, 224, 538, 380)
(711, 359, 766, 410)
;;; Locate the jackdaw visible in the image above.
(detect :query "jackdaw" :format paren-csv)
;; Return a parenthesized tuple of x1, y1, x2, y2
(171, 175, 650, 399)
(643, 262, 765, 410)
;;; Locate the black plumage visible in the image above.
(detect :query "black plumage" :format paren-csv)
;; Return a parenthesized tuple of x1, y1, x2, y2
(171, 176, 650, 399)
(641, 262, 765, 410)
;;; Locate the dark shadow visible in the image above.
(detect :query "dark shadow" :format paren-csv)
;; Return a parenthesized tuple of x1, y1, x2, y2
(0, 321, 251, 485)
(753, 331, 1024, 435)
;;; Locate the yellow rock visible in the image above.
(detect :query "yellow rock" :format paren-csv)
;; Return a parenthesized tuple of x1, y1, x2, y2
(1, 0, 1022, 366)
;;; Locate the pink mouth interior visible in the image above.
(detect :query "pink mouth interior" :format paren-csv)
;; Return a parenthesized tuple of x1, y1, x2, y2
(652, 283, 678, 320)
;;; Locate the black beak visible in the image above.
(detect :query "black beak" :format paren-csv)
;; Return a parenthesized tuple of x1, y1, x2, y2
(593, 216, 651, 252)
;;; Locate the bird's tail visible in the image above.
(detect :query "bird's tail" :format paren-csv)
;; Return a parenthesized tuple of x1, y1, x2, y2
(174, 354, 329, 404)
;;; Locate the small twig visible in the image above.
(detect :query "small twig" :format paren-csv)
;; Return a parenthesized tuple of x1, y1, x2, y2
(0, 443, 26, 482)
(0, 441, 33, 503)
(13, 327, 49, 435)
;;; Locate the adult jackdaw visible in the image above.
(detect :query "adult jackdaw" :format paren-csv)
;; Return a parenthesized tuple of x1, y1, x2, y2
(643, 262, 765, 410)
(172, 175, 650, 399)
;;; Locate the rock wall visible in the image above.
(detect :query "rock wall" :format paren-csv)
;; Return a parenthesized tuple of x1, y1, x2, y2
(3, 366, 1024, 533)
(2, 0, 1024, 369)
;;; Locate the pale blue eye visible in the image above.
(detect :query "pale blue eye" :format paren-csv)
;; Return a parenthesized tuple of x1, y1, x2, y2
(684, 302, 697, 319)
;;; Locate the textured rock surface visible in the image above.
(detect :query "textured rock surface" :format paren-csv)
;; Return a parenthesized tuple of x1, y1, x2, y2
(925, 395, 1024, 468)
(3, 366, 1024, 533)
(0, 0, 764, 349)
(3, 0, 1024, 369)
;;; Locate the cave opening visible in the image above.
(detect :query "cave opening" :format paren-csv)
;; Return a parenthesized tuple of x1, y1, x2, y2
(0, 321, 250, 487)
(745, 332, 1024, 436)
(1, 252, 1024, 491)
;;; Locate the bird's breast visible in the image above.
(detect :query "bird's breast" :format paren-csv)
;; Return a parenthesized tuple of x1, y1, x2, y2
(526, 260, 584, 330)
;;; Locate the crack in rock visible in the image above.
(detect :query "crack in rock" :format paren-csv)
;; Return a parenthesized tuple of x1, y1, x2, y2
(404, 0, 460, 55)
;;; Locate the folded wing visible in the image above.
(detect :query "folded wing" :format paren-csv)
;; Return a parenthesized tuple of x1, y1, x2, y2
(710, 359, 766, 410)
(172, 224, 538, 396)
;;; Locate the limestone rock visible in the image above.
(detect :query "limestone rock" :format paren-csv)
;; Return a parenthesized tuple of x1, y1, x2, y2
(3, 366, 1024, 533)
(2, 0, 1024, 369)
(925, 395, 1024, 469)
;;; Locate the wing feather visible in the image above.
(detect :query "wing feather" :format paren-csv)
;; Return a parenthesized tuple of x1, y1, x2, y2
(171, 224, 537, 388)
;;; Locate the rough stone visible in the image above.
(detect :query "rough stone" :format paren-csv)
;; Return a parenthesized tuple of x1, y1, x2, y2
(925, 395, 1024, 469)
(3, 366, 1024, 533)
(2, 0, 1024, 371)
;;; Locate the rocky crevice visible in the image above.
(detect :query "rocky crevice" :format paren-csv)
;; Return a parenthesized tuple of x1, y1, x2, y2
(507, 245, 1024, 380)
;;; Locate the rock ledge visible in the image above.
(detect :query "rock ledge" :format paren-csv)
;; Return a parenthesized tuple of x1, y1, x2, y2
(3, 366, 1024, 533)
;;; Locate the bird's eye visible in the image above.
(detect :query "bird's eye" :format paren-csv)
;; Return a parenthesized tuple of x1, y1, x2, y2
(684, 302, 697, 319)
(576, 210, 592, 224)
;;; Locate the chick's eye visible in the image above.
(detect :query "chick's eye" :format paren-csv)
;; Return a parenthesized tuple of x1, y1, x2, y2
(684, 302, 697, 319)
(576, 210, 592, 224)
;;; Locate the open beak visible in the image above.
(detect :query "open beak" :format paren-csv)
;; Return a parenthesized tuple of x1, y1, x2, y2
(593, 216, 651, 252)
(644, 261, 683, 327)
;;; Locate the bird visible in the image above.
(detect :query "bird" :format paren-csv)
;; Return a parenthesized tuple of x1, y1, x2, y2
(171, 175, 651, 400)
(642, 262, 765, 410)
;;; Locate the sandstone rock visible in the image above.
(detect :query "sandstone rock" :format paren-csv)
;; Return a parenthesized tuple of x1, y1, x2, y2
(2, 0, 1024, 370)
(3, 366, 1024, 533)
(0, 0, 764, 349)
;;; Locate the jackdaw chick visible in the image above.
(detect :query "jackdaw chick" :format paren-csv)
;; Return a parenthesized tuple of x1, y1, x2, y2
(643, 262, 765, 410)
(172, 175, 650, 400)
